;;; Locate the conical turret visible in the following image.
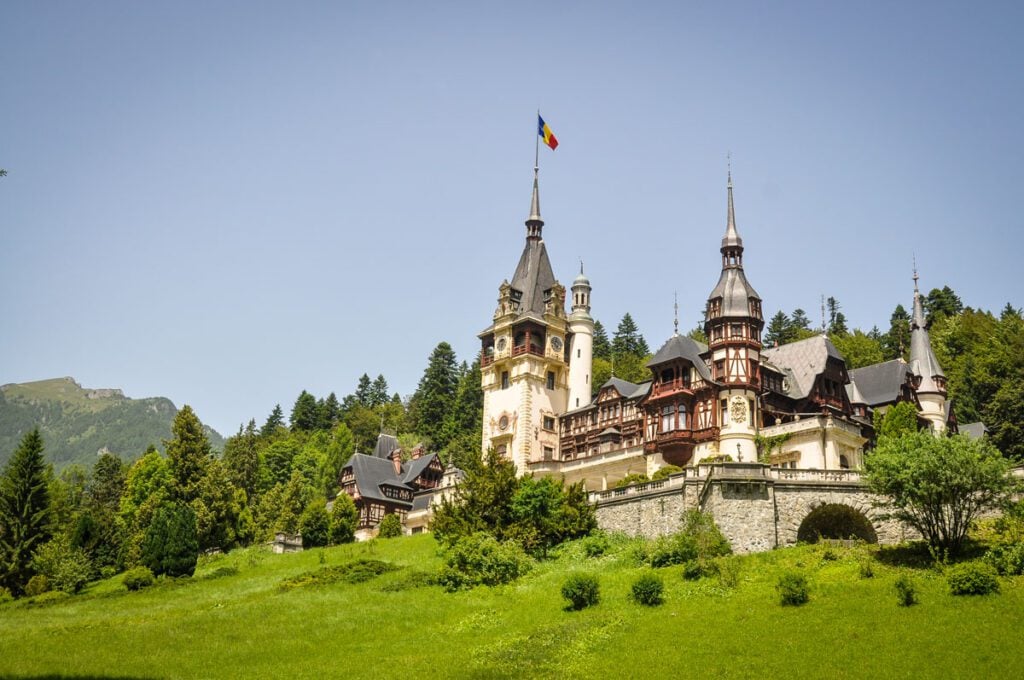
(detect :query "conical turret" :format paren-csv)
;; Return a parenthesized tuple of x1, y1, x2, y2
(909, 269, 946, 396)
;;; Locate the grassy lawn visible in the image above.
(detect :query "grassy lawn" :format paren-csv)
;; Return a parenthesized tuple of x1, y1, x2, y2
(1, 534, 1022, 679)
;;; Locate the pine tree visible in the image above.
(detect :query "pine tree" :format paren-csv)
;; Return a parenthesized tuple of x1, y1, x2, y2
(86, 453, 126, 515)
(290, 391, 319, 432)
(444, 359, 483, 445)
(882, 304, 911, 360)
(925, 285, 963, 323)
(300, 499, 330, 548)
(412, 342, 460, 447)
(329, 493, 359, 545)
(612, 313, 649, 359)
(0, 429, 51, 594)
(222, 420, 260, 501)
(764, 311, 792, 346)
(790, 308, 812, 332)
(166, 405, 212, 504)
(826, 297, 848, 336)
(592, 320, 612, 360)
(261, 404, 285, 438)
(370, 375, 390, 408)
(354, 374, 373, 407)
(140, 501, 198, 577)
(318, 392, 341, 430)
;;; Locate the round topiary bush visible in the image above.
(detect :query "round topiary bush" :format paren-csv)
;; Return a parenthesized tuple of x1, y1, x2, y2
(947, 562, 1000, 596)
(123, 566, 156, 592)
(776, 572, 809, 606)
(24, 575, 50, 597)
(630, 572, 664, 606)
(561, 573, 600, 610)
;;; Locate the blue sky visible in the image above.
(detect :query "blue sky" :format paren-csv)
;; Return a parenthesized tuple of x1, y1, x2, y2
(2, 1, 1022, 438)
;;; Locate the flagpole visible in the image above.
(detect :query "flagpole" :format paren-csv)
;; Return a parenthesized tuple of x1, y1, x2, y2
(535, 109, 540, 172)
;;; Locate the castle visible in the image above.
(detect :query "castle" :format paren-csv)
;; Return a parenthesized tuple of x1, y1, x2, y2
(478, 168, 955, 491)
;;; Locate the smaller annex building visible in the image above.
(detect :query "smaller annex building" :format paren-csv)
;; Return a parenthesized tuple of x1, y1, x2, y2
(338, 434, 444, 534)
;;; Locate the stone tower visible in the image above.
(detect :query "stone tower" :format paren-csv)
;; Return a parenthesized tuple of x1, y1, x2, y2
(909, 268, 948, 432)
(567, 264, 594, 411)
(703, 171, 764, 462)
(478, 169, 570, 473)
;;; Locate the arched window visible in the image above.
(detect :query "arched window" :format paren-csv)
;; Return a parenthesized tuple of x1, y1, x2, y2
(839, 455, 850, 470)
(677, 402, 687, 430)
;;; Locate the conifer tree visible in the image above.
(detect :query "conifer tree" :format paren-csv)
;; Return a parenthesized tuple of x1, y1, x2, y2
(354, 374, 373, 407)
(318, 392, 341, 430)
(222, 420, 260, 502)
(612, 313, 649, 359)
(412, 342, 460, 446)
(764, 311, 792, 347)
(827, 297, 848, 336)
(0, 429, 51, 594)
(882, 304, 911, 360)
(166, 405, 212, 504)
(140, 501, 198, 577)
(261, 404, 285, 438)
(790, 308, 812, 333)
(290, 391, 319, 432)
(592, 320, 612, 360)
(369, 375, 390, 408)
(329, 493, 359, 544)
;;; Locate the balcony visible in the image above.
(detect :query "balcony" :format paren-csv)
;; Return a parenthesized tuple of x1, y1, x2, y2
(649, 379, 692, 399)
(656, 429, 694, 447)
(511, 344, 544, 358)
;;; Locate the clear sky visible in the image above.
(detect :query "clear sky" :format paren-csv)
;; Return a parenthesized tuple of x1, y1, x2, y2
(2, 1, 1022, 438)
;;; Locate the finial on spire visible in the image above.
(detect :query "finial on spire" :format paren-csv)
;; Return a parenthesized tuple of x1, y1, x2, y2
(721, 158, 742, 251)
(525, 166, 543, 239)
(673, 291, 679, 336)
(727, 151, 732, 186)
(580, 259, 584, 275)
(912, 253, 919, 293)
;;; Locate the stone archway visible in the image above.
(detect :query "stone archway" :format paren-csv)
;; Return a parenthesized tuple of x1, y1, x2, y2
(796, 503, 878, 544)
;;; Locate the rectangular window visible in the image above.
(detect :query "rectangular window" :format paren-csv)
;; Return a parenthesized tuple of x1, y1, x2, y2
(547, 371, 555, 390)
(543, 416, 555, 430)
(543, 446, 554, 461)
(661, 404, 674, 432)
(731, 323, 743, 338)
(721, 398, 729, 425)
(501, 371, 509, 389)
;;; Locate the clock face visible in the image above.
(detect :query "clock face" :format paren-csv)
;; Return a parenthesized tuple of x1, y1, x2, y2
(551, 336, 563, 352)
(497, 338, 507, 351)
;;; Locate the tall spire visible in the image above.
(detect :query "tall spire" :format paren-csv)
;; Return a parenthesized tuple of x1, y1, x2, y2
(526, 166, 543, 240)
(673, 291, 679, 336)
(909, 265, 946, 395)
(722, 159, 742, 251)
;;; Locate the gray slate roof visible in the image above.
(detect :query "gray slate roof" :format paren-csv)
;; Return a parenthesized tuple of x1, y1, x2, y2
(761, 335, 844, 400)
(372, 433, 400, 459)
(960, 422, 988, 440)
(509, 239, 557, 319)
(347, 453, 412, 503)
(847, 360, 911, 407)
(647, 335, 713, 383)
(909, 288, 945, 393)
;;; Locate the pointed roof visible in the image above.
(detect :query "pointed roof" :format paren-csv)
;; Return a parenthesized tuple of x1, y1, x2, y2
(647, 335, 714, 383)
(909, 270, 946, 394)
(761, 335, 844, 400)
(848, 359, 911, 407)
(507, 168, 558, 319)
(722, 170, 743, 250)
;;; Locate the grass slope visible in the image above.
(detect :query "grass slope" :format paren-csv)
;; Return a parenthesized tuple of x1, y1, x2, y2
(1, 535, 1022, 679)
(0, 377, 225, 469)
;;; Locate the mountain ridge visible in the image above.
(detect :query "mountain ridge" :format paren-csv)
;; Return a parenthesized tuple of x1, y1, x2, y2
(0, 377, 225, 470)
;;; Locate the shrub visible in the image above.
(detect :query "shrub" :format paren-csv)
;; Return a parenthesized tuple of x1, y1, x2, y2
(581, 533, 611, 558)
(28, 590, 69, 605)
(983, 543, 1024, 576)
(647, 511, 731, 568)
(894, 575, 918, 606)
(123, 566, 155, 591)
(140, 502, 199, 577)
(300, 500, 330, 548)
(279, 560, 399, 590)
(682, 559, 710, 581)
(378, 513, 403, 539)
(776, 572, 809, 606)
(947, 562, 1000, 596)
(378, 570, 437, 592)
(24, 575, 50, 597)
(329, 494, 359, 545)
(100, 566, 118, 580)
(651, 465, 683, 481)
(32, 538, 93, 594)
(858, 560, 875, 579)
(561, 573, 600, 610)
(715, 557, 742, 589)
(438, 533, 532, 592)
(820, 548, 839, 562)
(615, 473, 649, 488)
(631, 572, 664, 606)
(0, 587, 13, 604)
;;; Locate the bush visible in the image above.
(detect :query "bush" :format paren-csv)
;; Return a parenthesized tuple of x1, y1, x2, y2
(28, 590, 69, 605)
(651, 465, 683, 481)
(715, 557, 742, 589)
(581, 533, 611, 558)
(682, 559, 711, 581)
(0, 587, 13, 604)
(647, 511, 731, 568)
(561, 573, 600, 610)
(378, 513, 403, 539)
(983, 543, 1024, 576)
(894, 575, 918, 606)
(279, 560, 399, 590)
(820, 548, 839, 562)
(776, 572, 809, 606)
(859, 560, 875, 579)
(631, 572, 664, 606)
(329, 494, 359, 545)
(24, 575, 50, 597)
(438, 533, 532, 592)
(123, 566, 155, 591)
(140, 502, 199, 578)
(300, 500, 330, 548)
(614, 473, 649, 488)
(31, 538, 93, 594)
(947, 562, 1000, 596)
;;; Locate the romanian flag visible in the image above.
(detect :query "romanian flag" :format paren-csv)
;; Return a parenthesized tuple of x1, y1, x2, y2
(538, 115, 558, 150)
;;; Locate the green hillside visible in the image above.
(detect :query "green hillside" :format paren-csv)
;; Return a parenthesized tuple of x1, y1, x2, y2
(1, 535, 1022, 678)
(0, 377, 225, 469)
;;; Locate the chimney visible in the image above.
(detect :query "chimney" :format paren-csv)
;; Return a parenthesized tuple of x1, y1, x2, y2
(389, 448, 402, 475)
(411, 445, 424, 460)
